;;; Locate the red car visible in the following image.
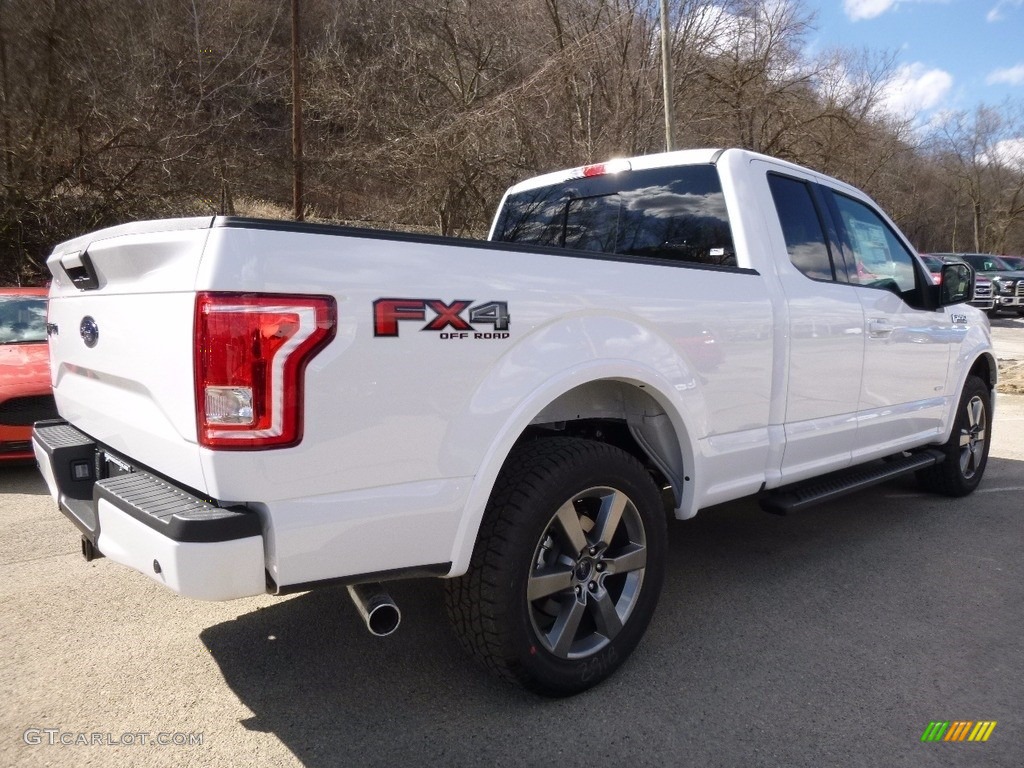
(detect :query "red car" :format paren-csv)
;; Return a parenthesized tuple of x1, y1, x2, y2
(1, 287, 58, 462)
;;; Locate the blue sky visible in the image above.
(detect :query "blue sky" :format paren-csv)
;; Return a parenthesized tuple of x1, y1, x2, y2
(803, 0, 1024, 121)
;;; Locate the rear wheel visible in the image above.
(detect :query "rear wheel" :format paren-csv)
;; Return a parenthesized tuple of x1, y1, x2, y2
(445, 437, 666, 697)
(917, 375, 991, 497)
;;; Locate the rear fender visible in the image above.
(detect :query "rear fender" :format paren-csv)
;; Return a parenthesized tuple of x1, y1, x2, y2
(445, 314, 703, 575)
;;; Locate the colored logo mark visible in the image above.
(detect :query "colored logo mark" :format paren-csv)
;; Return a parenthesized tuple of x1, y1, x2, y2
(921, 721, 997, 742)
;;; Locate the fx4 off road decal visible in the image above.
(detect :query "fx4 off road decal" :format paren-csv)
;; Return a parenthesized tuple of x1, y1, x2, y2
(373, 298, 510, 339)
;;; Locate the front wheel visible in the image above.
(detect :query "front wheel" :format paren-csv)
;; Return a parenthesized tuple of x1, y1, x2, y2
(917, 375, 991, 497)
(445, 437, 666, 697)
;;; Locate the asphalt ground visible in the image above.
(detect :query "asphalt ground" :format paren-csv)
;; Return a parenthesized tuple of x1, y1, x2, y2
(1, 334, 1022, 767)
(991, 313, 1024, 392)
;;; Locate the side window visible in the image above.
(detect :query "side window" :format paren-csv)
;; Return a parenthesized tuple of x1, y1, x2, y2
(767, 174, 834, 281)
(831, 193, 918, 293)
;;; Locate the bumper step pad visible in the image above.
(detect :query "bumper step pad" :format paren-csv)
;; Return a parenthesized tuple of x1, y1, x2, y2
(33, 419, 260, 544)
(95, 472, 261, 543)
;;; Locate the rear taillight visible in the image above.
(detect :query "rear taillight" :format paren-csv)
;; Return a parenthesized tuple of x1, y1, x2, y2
(194, 292, 336, 449)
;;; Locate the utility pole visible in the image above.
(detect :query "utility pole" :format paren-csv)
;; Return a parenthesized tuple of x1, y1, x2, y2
(660, 0, 675, 152)
(291, 0, 304, 221)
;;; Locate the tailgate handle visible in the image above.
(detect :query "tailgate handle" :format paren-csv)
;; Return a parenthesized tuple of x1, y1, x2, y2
(60, 250, 99, 290)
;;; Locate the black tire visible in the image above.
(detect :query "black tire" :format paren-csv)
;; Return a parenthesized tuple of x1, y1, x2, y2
(445, 437, 666, 697)
(917, 375, 991, 497)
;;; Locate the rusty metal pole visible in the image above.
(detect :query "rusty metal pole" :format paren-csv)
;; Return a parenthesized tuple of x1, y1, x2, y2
(291, 0, 304, 221)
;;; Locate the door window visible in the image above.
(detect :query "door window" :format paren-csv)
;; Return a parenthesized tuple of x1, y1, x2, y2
(767, 174, 835, 281)
(831, 193, 918, 294)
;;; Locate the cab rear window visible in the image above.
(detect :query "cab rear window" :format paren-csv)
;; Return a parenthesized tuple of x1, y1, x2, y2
(493, 165, 736, 267)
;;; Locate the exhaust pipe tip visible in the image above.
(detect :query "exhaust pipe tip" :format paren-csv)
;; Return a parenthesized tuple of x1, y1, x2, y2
(347, 583, 401, 637)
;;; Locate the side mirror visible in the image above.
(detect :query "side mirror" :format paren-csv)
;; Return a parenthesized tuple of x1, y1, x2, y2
(939, 262, 974, 306)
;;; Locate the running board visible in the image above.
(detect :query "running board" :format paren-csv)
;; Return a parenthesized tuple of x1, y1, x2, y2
(759, 449, 945, 515)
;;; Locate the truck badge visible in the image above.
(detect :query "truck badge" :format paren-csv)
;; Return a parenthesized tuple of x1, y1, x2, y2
(373, 299, 510, 339)
(80, 316, 99, 347)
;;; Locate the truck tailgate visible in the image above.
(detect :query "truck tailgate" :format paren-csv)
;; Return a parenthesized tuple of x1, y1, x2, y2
(45, 218, 215, 491)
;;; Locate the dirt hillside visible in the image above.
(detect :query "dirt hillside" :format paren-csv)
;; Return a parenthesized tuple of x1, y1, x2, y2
(998, 359, 1024, 394)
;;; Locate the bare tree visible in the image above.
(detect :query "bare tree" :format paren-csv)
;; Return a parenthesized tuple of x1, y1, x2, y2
(933, 105, 1024, 253)
(2, 0, 1022, 282)
(0, 0, 286, 282)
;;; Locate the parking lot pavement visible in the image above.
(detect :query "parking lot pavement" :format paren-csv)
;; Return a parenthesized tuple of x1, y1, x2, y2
(994, 393, 1024, 459)
(990, 313, 1024, 345)
(1, 408, 1022, 766)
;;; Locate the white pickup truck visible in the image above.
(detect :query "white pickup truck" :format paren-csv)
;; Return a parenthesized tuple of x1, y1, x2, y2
(33, 148, 995, 696)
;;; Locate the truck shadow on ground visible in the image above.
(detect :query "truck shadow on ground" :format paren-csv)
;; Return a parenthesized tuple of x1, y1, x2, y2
(200, 456, 1024, 767)
(0, 463, 49, 495)
(988, 313, 1023, 328)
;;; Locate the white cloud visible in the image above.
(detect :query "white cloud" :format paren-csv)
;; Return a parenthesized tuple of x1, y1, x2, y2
(988, 138, 1024, 170)
(844, 0, 952, 22)
(987, 0, 1024, 22)
(694, 1, 810, 77)
(986, 64, 1024, 86)
(844, 0, 897, 21)
(877, 63, 953, 119)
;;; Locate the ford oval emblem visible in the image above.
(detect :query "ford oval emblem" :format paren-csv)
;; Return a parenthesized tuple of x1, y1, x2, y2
(80, 316, 99, 348)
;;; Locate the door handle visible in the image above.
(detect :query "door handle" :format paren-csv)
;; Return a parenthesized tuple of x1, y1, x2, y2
(868, 319, 894, 338)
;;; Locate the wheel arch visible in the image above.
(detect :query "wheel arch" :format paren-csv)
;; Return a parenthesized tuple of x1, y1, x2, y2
(447, 365, 699, 576)
(519, 378, 690, 501)
(969, 352, 997, 392)
(938, 350, 997, 444)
